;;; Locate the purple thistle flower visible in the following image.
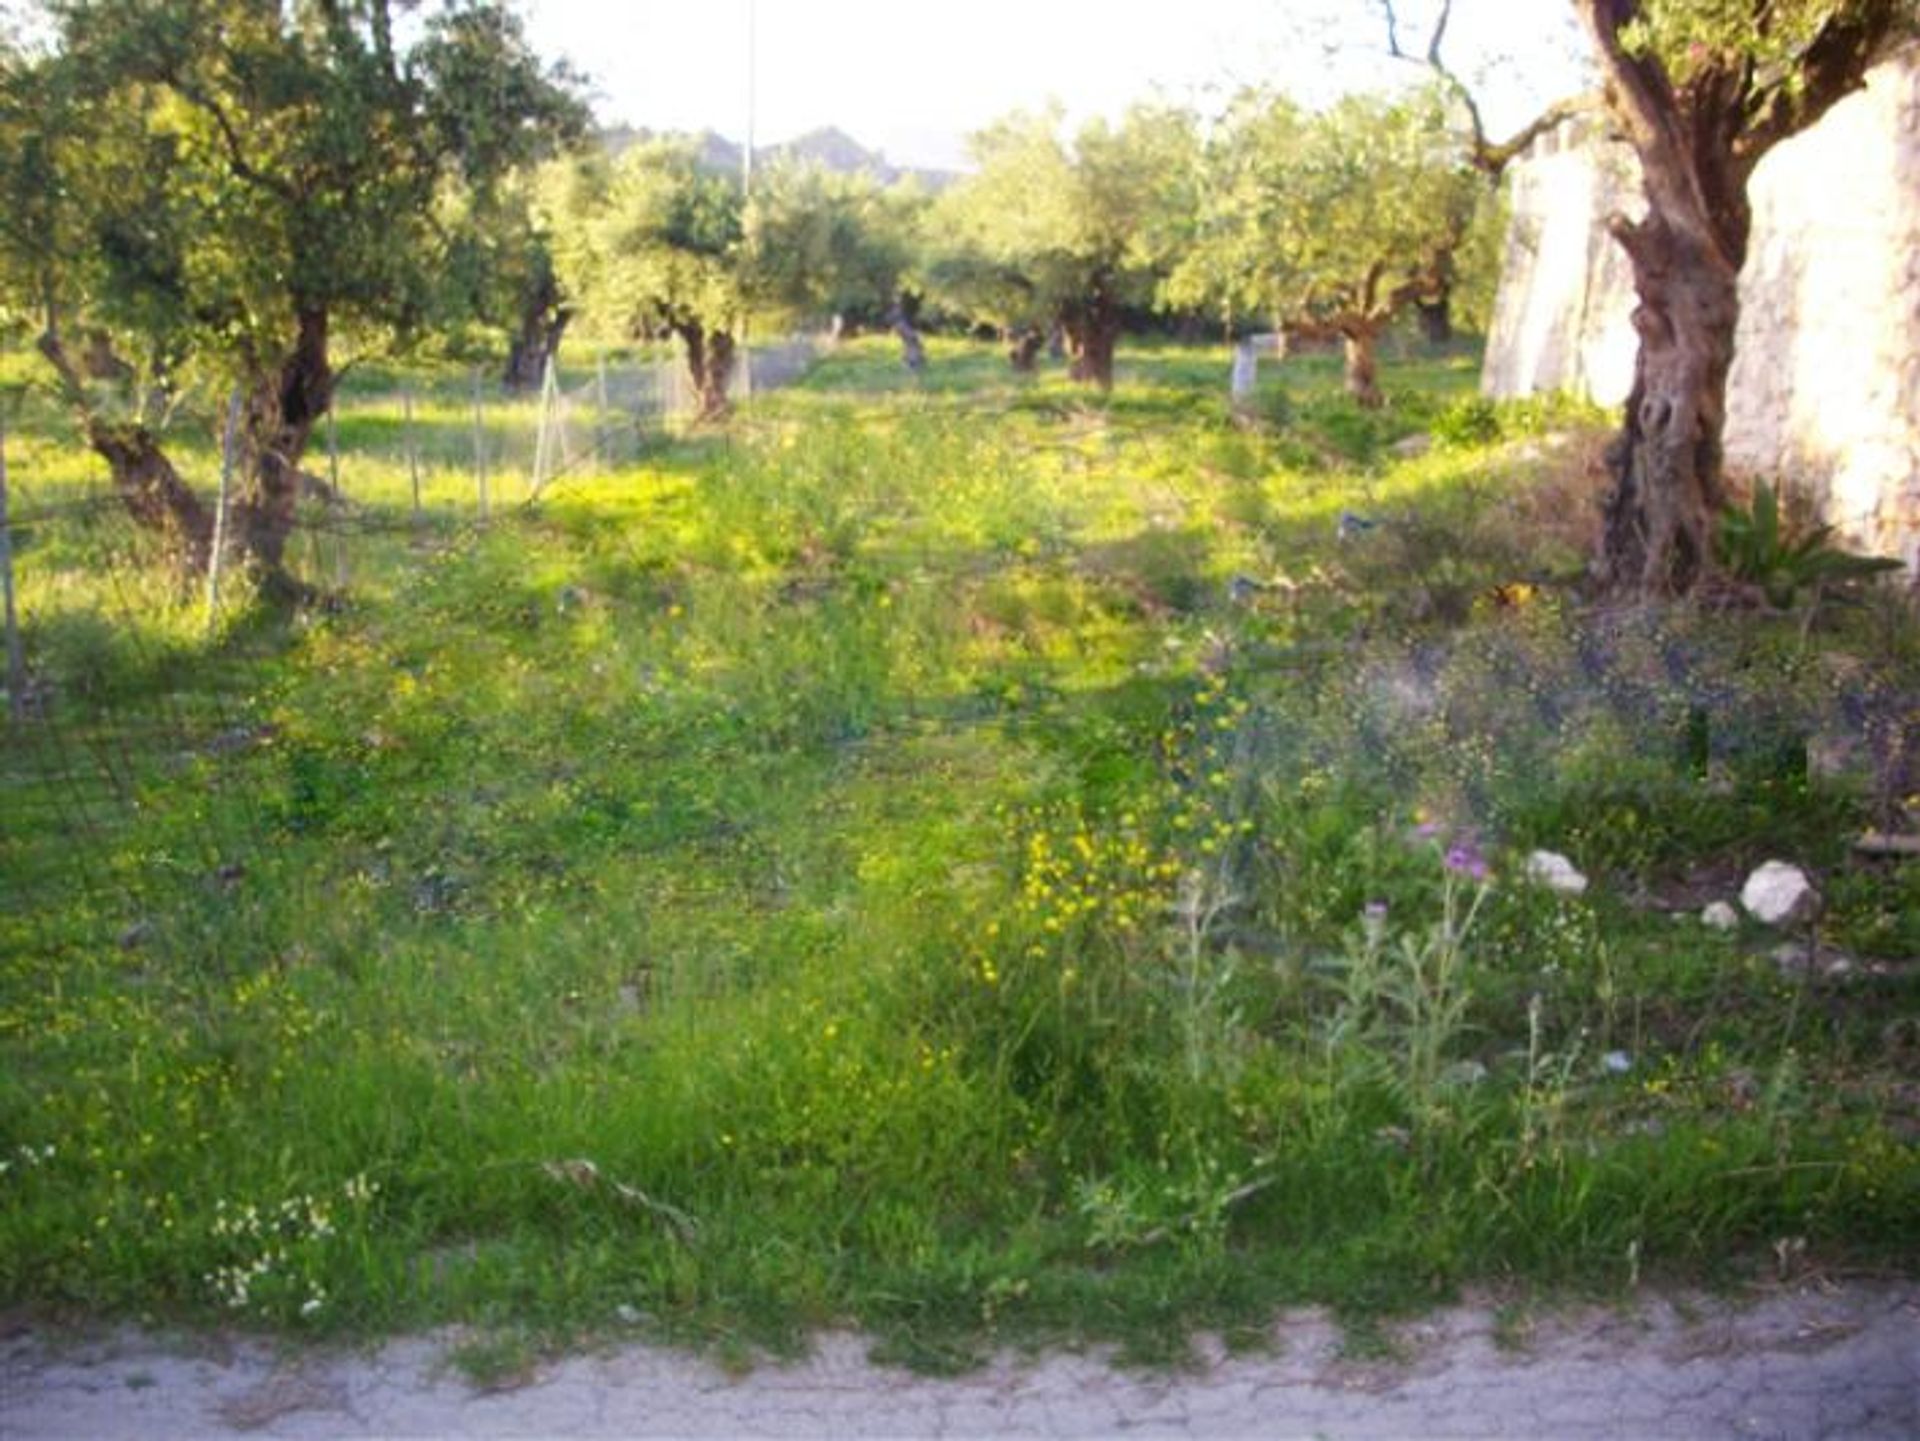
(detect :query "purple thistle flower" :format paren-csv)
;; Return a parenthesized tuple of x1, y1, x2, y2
(1444, 844, 1490, 882)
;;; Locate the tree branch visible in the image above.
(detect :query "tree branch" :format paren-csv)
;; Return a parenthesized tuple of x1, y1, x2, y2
(1378, 0, 1589, 176)
(1477, 94, 1595, 171)
(1574, 0, 1736, 269)
(1735, 3, 1906, 165)
(161, 72, 300, 204)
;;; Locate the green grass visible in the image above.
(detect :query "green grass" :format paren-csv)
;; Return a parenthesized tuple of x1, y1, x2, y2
(1, 334, 1915, 1368)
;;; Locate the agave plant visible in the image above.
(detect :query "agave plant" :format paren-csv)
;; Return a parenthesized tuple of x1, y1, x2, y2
(1714, 481, 1904, 609)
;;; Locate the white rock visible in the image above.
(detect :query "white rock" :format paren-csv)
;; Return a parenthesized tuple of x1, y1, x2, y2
(1439, 1059, 1488, 1089)
(1525, 850, 1589, 896)
(1700, 901, 1740, 931)
(1741, 861, 1820, 927)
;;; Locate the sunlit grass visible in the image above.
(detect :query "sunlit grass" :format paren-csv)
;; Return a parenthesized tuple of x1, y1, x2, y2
(0, 335, 1914, 1365)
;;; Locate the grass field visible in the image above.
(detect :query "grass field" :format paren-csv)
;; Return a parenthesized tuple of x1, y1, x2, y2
(2, 335, 1916, 1372)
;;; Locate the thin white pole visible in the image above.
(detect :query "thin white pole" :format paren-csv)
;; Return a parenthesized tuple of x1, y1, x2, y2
(327, 400, 340, 497)
(740, 0, 756, 404)
(595, 349, 611, 459)
(404, 386, 422, 523)
(743, 0, 756, 197)
(0, 414, 25, 722)
(532, 354, 555, 496)
(205, 391, 240, 635)
(472, 367, 489, 520)
(327, 398, 345, 587)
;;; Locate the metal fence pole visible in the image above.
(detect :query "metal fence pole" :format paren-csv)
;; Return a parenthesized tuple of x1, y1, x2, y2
(531, 354, 555, 497)
(472, 368, 489, 520)
(595, 349, 611, 461)
(404, 386, 422, 524)
(1, 414, 25, 724)
(205, 391, 240, 636)
(327, 399, 346, 587)
(327, 400, 340, 497)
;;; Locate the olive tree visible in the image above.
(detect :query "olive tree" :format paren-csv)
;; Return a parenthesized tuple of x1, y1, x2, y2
(552, 138, 751, 421)
(1573, 0, 1915, 593)
(0, 0, 584, 590)
(557, 141, 930, 418)
(1169, 88, 1481, 407)
(924, 106, 1199, 388)
(1369, 0, 1590, 340)
(749, 163, 924, 332)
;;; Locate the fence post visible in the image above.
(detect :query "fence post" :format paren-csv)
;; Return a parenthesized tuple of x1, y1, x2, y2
(472, 368, 489, 520)
(326, 399, 347, 587)
(531, 353, 557, 497)
(326, 399, 340, 497)
(595, 349, 611, 461)
(205, 391, 240, 636)
(404, 386, 422, 524)
(0, 414, 25, 724)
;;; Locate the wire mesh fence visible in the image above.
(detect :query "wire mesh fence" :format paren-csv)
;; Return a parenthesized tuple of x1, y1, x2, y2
(0, 333, 826, 955)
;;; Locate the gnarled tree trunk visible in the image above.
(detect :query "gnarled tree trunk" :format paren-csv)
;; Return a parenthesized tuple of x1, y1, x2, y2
(1007, 327, 1044, 373)
(677, 322, 735, 421)
(1572, 0, 1901, 596)
(1598, 213, 1741, 593)
(1342, 326, 1385, 409)
(38, 325, 213, 574)
(887, 297, 925, 373)
(503, 265, 570, 393)
(92, 425, 215, 573)
(1061, 282, 1120, 390)
(235, 307, 333, 592)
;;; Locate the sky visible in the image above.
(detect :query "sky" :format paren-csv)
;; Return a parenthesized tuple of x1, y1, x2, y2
(518, 0, 1591, 172)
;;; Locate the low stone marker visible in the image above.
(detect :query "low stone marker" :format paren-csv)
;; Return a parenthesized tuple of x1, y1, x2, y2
(1740, 861, 1819, 927)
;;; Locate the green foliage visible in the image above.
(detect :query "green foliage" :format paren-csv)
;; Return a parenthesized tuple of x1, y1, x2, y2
(549, 141, 919, 371)
(1167, 86, 1482, 337)
(1715, 480, 1905, 608)
(553, 138, 748, 342)
(749, 163, 925, 327)
(0, 1, 585, 386)
(1431, 395, 1502, 448)
(1617, 0, 1913, 91)
(923, 105, 1199, 334)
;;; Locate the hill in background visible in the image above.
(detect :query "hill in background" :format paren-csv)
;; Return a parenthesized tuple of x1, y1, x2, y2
(599, 123, 958, 190)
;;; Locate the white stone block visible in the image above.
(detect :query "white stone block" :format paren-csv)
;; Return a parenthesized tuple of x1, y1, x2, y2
(1525, 850, 1590, 897)
(1740, 862, 1820, 928)
(1701, 901, 1740, 931)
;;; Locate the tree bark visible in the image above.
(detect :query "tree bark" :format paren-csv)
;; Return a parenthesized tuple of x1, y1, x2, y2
(890, 312, 926, 373)
(1007, 327, 1044, 373)
(1062, 283, 1120, 391)
(677, 321, 735, 421)
(92, 425, 215, 573)
(234, 307, 333, 590)
(1573, 0, 1902, 595)
(37, 326, 212, 574)
(1598, 213, 1740, 592)
(1343, 327, 1385, 409)
(503, 266, 570, 393)
(1417, 292, 1453, 346)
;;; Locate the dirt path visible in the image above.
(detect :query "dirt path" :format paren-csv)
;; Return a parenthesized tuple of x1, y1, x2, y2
(5, 1282, 1915, 1439)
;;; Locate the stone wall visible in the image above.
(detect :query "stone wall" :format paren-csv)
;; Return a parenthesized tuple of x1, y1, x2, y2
(1483, 52, 1920, 569)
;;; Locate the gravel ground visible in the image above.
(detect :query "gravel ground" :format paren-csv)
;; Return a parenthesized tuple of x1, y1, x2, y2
(4, 1281, 1916, 1439)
